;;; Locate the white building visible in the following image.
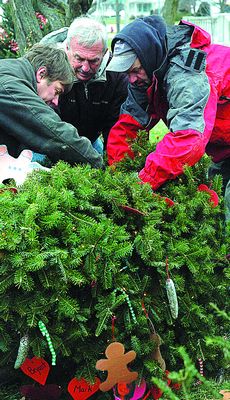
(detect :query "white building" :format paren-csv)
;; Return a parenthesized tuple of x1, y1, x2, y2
(125, 0, 164, 20)
(182, 13, 230, 45)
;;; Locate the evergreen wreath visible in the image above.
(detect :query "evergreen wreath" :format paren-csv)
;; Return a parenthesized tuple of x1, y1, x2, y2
(0, 131, 229, 391)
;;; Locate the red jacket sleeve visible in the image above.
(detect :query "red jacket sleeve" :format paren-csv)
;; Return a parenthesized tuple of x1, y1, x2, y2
(107, 114, 143, 165)
(139, 71, 219, 190)
(138, 129, 205, 190)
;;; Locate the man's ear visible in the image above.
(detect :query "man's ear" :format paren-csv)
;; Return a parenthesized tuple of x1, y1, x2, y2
(36, 66, 47, 82)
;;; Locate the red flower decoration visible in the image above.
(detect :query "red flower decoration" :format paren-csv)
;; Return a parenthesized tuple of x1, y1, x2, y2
(150, 385, 163, 399)
(35, 12, 48, 30)
(153, 194, 175, 208)
(9, 39, 19, 52)
(164, 370, 171, 386)
(171, 382, 182, 390)
(149, 370, 181, 399)
(197, 184, 219, 207)
(0, 187, 17, 194)
(163, 197, 175, 207)
(0, 28, 8, 40)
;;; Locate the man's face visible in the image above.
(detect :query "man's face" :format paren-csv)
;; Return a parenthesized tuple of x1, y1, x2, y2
(37, 78, 64, 107)
(127, 58, 150, 87)
(66, 38, 104, 81)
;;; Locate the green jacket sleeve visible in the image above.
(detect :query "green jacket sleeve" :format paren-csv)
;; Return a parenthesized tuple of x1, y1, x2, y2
(0, 77, 103, 168)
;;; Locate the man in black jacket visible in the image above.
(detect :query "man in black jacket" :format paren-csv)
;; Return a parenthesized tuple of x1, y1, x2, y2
(41, 16, 128, 153)
(0, 44, 103, 168)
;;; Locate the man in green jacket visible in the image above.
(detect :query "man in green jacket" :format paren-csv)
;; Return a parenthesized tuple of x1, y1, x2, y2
(0, 44, 103, 169)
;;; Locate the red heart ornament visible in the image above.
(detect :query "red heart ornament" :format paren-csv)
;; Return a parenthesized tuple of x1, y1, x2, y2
(68, 377, 101, 400)
(20, 357, 50, 385)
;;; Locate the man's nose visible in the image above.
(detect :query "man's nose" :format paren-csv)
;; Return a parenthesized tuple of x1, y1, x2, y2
(128, 73, 137, 84)
(81, 60, 90, 72)
(51, 95, 59, 107)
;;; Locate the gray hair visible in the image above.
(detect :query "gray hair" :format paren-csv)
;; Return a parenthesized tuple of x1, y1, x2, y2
(67, 16, 108, 53)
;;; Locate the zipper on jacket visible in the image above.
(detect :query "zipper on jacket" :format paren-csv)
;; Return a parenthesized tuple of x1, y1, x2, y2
(84, 83, 88, 100)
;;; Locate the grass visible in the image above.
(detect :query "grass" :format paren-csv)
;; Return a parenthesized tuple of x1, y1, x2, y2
(149, 119, 168, 143)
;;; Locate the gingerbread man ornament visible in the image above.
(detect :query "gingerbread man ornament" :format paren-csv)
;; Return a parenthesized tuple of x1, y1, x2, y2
(96, 342, 138, 392)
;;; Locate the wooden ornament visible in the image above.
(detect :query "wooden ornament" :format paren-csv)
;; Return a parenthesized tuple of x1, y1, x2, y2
(20, 357, 50, 386)
(0, 145, 32, 185)
(68, 377, 101, 400)
(0, 144, 49, 186)
(150, 333, 166, 371)
(96, 342, 138, 392)
(220, 390, 230, 400)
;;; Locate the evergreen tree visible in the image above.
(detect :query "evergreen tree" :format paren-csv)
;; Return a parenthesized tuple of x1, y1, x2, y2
(0, 132, 229, 398)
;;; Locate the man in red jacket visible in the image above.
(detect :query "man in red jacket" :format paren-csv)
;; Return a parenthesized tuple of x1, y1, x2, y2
(106, 16, 230, 222)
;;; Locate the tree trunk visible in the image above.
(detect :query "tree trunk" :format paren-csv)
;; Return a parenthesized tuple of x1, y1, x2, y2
(162, 0, 179, 25)
(115, 0, 120, 33)
(66, 0, 94, 25)
(9, 0, 43, 54)
(36, 0, 67, 30)
(178, 0, 193, 14)
(8, 0, 95, 55)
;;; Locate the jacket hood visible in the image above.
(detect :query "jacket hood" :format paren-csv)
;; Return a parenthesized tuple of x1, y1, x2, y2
(180, 20, 211, 48)
(40, 27, 68, 48)
(111, 16, 167, 80)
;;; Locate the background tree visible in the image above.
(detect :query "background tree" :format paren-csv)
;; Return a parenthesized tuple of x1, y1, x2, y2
(215, 0, 230, 12)
(35, 0, 67, 31)
(196, 2, 211, 16)
(1, 0, 94, 55)
(178, 0, 196, 15)
(7, 0, 43, 54)
(66, 0, 94, 25)
(162, 0, 179, 24)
